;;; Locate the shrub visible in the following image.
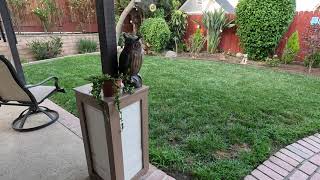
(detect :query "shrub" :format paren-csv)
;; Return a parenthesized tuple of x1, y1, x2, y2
(188, 29, 206, 56)
(282, 31, 300, 64)
(27, 37, 63, 60)
(302, 25, 320, 73)
(169, 10, 188, 51)
(236, 0, 295, 60)
(304, 52, 320, 68)
(203, 9, 234, 53)
(169, 10, 188, 42)
(152, 8, 165, 19)
(140, 18, 171, 52)
(266, 55, 281, 67)
(78, 39, 97, 54)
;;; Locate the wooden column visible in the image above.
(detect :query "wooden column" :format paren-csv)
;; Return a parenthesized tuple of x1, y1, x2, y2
(95, 0, 118, 77)
(0, 0, 26, 84)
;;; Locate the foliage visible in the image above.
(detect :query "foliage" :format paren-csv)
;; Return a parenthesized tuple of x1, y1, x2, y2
(27, 37, 63, 60)
(25, 55, 320, 179)
(142, 0, 186, 20)
(169, 10, 188, 51)
(86, 73, 134, 129)
(86, 74, 123, 128)
(203, 9, 234, 53)
(139, 18, 171, 52)
(302, 25, 320, 73)
(32, 0, 62, 32)
(7, 0, 29, 33)
(151, 8, 165, 18)
(78, 39, 98, 54)
(68, 0, 96, 32)
(115, 0, 131, 15)
(266, 55, 281, 67)
(178, 42, 187, 53)
(304, 52, 320, 68)
(236, 0, 295, 60)
(282, 31, 300, 64)
(188, 29, 206, 56)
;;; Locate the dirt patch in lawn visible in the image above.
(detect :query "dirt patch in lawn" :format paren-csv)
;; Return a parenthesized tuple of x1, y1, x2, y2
(177, 53, 320, 77)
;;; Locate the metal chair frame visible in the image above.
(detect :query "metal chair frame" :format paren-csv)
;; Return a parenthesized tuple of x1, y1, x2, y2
(0, 55, 65, 132)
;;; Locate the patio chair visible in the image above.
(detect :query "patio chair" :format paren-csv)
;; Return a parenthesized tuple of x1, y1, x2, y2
(0, 55, 65, 132)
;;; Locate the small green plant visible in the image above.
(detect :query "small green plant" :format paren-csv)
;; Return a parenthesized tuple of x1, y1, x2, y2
(152, 8, 165, 18)
(266, 55, 281, 67)
(202, 9, 234, 53)
(169, 10, 188, 53)
(282, 31, 300, 64)
(188, 29, 206, 57)
(27, 37, 63, 60)
(140, 18, 171, 52)
(304, 52, 320, 69)
(236, 0, 295, 60)
(86, 74, 134, 129)
(78, 39, 98, 54)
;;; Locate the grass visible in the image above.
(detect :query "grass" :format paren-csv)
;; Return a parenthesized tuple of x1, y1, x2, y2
(24, 55, 320, 179)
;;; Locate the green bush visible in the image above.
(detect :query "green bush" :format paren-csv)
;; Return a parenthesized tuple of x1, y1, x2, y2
(78, 39, 98, 54)
(282, 31, 300, 64)
(140, 18, 171, 52)
(152, 8, 165, 19)
(27, 37, 63, 60)
(203, 9, 234, 53)
(169, 10, 188, 48)
(304, 52, 320, 68)
(266, 56, 281, 67)
(236, 0, 295, 60)
(188, 29, 206, 56)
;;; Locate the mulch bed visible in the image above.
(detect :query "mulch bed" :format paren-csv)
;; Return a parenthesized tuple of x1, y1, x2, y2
(176, 52, 320, 77)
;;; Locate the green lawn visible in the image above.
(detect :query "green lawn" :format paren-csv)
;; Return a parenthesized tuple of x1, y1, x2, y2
(24, 55, 320, 179)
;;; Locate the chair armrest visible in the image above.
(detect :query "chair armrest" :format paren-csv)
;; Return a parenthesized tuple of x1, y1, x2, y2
(26, 77, 65, 93)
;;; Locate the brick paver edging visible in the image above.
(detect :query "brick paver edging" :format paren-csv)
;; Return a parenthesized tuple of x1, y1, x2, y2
(245, 133, 320, 180)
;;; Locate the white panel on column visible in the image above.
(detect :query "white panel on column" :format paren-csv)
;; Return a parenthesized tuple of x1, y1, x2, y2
(84, 104, 111, 180)
(121, 101, 143, 180)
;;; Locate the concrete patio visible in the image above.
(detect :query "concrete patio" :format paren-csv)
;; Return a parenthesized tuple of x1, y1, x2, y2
(0, 100, 173, 180)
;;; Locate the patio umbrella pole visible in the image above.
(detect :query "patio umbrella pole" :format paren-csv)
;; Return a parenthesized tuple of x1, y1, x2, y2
(95, 0, 118, 76)
(0, 0, 26, 84)
(75, 0, 150, 179)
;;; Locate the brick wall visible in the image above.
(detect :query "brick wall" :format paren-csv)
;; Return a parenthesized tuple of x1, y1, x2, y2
(0, 33, 99, 61)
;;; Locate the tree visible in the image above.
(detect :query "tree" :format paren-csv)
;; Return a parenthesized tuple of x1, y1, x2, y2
(236, 0, 295, 60)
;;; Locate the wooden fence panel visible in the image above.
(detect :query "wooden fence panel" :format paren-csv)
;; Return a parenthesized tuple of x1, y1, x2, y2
(186, 11, 320, 61)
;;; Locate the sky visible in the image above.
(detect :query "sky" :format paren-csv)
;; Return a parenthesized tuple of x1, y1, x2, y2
(296, 0, 320, 11)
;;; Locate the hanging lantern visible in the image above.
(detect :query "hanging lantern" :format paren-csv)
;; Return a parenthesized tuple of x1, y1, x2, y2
(149, 4, 157, 12)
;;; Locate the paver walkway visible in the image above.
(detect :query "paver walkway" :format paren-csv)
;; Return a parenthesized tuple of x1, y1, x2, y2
(245, 133, 320, 180)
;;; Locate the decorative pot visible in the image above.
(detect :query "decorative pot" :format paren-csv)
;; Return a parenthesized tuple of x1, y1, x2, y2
(103, 79, 122, 97)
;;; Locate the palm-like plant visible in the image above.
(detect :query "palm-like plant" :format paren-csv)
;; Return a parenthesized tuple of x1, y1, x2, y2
(202, 9, 234, 53)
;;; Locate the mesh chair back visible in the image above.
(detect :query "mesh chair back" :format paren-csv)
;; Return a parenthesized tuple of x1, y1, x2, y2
(0, 56, 32, 103)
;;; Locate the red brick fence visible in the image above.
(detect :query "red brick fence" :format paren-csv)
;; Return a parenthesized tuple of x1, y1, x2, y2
(185, 11, 320, 61)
